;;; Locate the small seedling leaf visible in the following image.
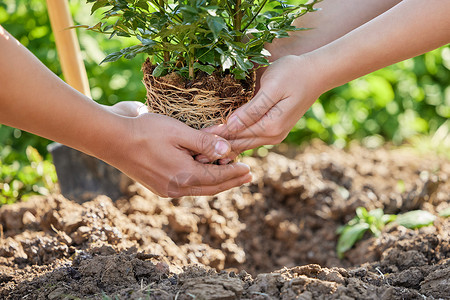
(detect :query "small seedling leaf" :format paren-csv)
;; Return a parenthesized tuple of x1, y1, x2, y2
(355, 207, 368, 220)
(439, 207, 450, 218)
(336, 222, 370, 259)
(368, 208, 384, 220)
(395, 210, 436, 229)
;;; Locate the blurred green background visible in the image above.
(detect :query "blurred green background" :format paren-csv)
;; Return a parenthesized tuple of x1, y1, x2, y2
(0, 0, 449, 204)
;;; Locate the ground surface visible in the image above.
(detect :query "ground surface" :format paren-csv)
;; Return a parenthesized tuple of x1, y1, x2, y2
(0, 142, 449, 299)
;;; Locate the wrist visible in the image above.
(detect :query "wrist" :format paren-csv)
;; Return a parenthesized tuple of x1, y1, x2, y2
(301, 48, 343, 94)
(291, 53, 326, 97)
(79, 106, 131, 163)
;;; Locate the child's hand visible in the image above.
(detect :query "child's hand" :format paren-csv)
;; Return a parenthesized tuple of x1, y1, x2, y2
(201, 55, 321, 163)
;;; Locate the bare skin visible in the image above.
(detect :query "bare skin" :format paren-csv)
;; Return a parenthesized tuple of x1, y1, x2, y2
(201, 0, 450, 163)
(0, 26, 252, 197)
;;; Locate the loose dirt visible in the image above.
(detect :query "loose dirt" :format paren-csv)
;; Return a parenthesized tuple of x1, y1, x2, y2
(1, 142, 449, 299)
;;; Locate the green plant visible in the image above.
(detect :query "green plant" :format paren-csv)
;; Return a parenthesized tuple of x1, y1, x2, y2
(439, 207, 450, 218)
(0, 145, 57, 206)
(82, 0, 320, 79)
(336, 207, 437, 258)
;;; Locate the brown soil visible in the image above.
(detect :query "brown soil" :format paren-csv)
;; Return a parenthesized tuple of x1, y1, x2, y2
(1, 142, 449, 299)
(143, 58, 255, 129)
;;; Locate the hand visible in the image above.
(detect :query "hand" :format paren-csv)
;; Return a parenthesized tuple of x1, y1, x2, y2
(104, 101, 147, 117)
(202, 55, 321, 163)
(101, 110, 252, 198)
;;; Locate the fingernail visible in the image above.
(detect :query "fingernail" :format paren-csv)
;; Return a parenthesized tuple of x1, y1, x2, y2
(196, 155, 210, 164)
(244, 172, 253, 183)
(214, 140, 230, 157)
(227, 115, 245, 131)
(235, 162, 251, 172)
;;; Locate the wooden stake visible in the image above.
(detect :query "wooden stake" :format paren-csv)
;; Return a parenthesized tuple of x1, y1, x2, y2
(46, 0, 91, 97)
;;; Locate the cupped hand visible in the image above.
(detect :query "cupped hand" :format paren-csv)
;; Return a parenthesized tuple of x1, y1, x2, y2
(200, 55, 322, 163)
(101, 104, 252, 197)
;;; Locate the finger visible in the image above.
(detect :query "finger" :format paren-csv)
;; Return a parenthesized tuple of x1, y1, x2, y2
(232, 95, 295, 139)
(194, 154, 210, 164)
(218, 158, 232, 165)
(177, 126, 231, 161)
(192, 161, 250, 185)
(200, 124, 224, 134)
(195, 150, 239, 164)
(228, 136, 275, 153)
(225, 94, 304, 142)
(226, 87, 279, 133)
(169, 173, 252, 197)
(166, 162, 250, 195)
(218, 150, 239, 165)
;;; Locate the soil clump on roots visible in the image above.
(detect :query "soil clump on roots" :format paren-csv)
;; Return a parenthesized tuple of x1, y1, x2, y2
(0, 142, 449, 299)
(143, 58, 256, 129)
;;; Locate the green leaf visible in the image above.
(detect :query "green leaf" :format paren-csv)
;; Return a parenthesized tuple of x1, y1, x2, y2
(193, 62, 216, 75)
(197, 48, 216, 64)
(250, 56, 269, 65)
(152, 64, 167, 77)
(368, 208, 384, 220)
(91, 0, 108, 14)
(219, 54, 233, 71)
(100, 51, 123, 64)
(395, 210, 436, 229)
(206, 15, 227, 39)
(381, 214, 397, 224)
(336, 223, 370, 259)
(356, 207, 368, 220)
(439, 207, 450, 218)
(135, 0, 148, 10)
(231, 68, 246, 80)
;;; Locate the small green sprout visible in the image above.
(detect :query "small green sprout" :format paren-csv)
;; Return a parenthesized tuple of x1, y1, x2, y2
(336, 207, 395, 259)
(336, 207, 437, 259)
(439, 207, 450, 218)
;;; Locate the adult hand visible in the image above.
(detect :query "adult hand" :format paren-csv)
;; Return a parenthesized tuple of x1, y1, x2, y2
(201, 55, 321, 163)
(102, 110, 252, 198)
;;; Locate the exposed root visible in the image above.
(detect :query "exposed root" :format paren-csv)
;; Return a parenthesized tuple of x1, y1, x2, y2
(142, 58, 256, 129)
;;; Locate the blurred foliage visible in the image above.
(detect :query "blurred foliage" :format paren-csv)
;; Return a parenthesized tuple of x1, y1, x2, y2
(0, 0, 449, 202)
(0, 145, 57, 205)
(286, 46, 450, 148)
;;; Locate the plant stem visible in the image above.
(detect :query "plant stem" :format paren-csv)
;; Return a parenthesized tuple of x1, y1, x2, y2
(234, 0, 242, 42)
(242, 0, 268, 31)
(188, 51, 194, 79)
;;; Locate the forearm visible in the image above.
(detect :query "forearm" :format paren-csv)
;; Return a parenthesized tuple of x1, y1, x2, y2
(308, 0, 450, 92)
(0, 26, 124, 158)
(267, 0, 402, 60)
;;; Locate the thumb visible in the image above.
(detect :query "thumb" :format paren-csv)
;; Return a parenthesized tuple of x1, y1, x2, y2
(178, 127, 231, 162)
